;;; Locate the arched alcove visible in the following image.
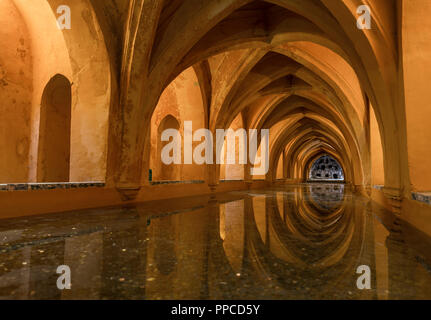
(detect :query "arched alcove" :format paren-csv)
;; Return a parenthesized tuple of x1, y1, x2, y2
(11, 0, 111, 183)
(308, 155, 345, 182)
(37, 74, 71, 182)
(149, 67, 206, 183)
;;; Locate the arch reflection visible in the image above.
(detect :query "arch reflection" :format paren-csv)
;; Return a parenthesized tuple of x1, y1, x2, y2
(0, 185, 429, 299)
(231, 185, 367, 299)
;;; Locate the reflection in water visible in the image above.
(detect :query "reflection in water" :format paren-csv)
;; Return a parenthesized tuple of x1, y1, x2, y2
(154, 216, 176, 276)
(308, 184, 345, 210)
(0, 184, 430, 299)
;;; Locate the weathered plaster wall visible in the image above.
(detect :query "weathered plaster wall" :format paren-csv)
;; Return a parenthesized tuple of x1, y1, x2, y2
(150, 67, 205, 182)
(51, 0, 111, 182)
(0, 0, 33, 183)
(402, 0, 431, 192)
(13, 0, 73, 182)
(176, 68, 206, 181)
(150, 83, 181, 180)
(12, 0, 111, 182)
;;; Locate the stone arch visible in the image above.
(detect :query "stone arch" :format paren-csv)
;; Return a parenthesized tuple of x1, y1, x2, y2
(149, 67, 207, 183)
(114, 0, 407, 201)
(267, 118, 355, 184)
(12, 0, 112, 183)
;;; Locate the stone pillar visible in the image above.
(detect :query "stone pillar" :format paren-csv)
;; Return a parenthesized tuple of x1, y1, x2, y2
(383, 187, 404, 234)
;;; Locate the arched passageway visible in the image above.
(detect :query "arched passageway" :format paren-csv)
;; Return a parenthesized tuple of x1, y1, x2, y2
(0, 0, 429, 255)
(0, 0, 430, 301)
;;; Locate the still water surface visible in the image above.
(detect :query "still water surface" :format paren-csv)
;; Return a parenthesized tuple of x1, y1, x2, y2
(0, 184, 430, 299)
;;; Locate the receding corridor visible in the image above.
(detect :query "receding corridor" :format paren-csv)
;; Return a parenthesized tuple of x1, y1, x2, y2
(0, 184, 430, 300)
(1, 0, 431, 301)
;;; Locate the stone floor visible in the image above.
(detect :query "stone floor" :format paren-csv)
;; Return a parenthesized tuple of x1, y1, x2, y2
(0, 184, 430, 300)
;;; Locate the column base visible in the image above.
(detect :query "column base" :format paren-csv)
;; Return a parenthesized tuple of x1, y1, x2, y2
(116, 187, 141, 201)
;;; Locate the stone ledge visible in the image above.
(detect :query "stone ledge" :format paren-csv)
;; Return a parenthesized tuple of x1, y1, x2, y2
(412, 192, 431, 205)
(0, 182, 105, 191)
(306, 180, 345, 184)
(220, 179, 244, 183)
(150, 180, 205, 186)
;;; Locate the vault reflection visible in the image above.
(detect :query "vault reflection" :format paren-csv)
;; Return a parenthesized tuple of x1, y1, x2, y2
(0, 185, 429, 299)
